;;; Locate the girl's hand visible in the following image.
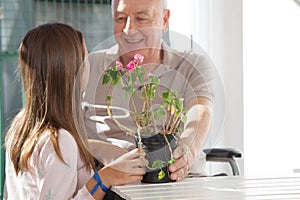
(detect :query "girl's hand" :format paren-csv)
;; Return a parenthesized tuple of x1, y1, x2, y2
(99, 149, 148, 187)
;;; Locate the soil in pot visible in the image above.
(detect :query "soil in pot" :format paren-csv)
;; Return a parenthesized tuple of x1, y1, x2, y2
(135, 133, 178, 183)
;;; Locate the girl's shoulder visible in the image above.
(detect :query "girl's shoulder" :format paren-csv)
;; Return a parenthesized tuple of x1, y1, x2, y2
(33, 128, 78, 165)
(37, 128, 77, 151)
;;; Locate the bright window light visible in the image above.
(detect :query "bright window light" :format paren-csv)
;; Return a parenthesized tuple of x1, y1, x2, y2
(244, 0, 300, 176)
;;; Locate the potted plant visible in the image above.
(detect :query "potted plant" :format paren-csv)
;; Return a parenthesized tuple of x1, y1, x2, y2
(102, 54, 187, 183)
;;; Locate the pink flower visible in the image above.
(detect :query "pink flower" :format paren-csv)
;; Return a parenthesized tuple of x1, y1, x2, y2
(126, 60, 135, 71)
(134, 54, 144, 65)
(116, 60, 123, 70)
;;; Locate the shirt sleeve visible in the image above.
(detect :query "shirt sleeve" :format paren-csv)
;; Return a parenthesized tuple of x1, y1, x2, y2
(35, 130, 94, 200)
(184, 52, 216, 102)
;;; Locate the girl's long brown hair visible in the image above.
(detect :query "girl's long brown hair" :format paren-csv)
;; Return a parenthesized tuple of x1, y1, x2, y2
(5, 23, 95, 174)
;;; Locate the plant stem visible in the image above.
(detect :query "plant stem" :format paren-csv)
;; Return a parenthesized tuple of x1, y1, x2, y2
(166, 110, 174, 134)
(149, 100, 158, 134)
(106, 83, 135, 134)
(169, 114, 181, 135)
(142, 100, 146, 127)
(144, 85, 150, 125)
(137, 128, 143, 153)
(141, 85, 148, 126)
(163, 134, 174, 161)
(120, 75, 140, 127)
(130, 97, 140, 128)
(137, 128, 159, 171)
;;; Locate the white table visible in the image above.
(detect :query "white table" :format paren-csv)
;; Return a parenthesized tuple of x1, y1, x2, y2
(111, 175, 300, 200)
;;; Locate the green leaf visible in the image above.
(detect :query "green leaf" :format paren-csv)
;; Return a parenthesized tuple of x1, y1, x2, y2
(173, 90, 178, 98)
(158, 170, 165, 180)
(175, 100, 183, 111)
(137, 67, 145, 84)
(106, 96, 112, 101)
(133, 70, 137, 82)
(141, 67, 146, 74)
(149, 89, 156, 101)
(152, 160, 165, 169)
(109, 69, 118, 80)
(128, 70, 137, 85)
(123, 86, 130, 92)
(184, 108, 188, 114)
(168, 159, 174, 164)
(153, 107, 166, 121)
(145, 84, 151, 95)
(162, 91, 168, 99)
(129, 86, 135, 96)
(112, 77, 121, 87)
(102, 73, 111, 85)
(178, 127, 184, 134)
(138, 74, 144, 84)
(122, 86, 130, 99)
(181, 115, 187, 124)
(149, 76, 160, 86)
(108, 69, 121, 87)
(162, 91, 172, 103)
(161, 102, 168, 107)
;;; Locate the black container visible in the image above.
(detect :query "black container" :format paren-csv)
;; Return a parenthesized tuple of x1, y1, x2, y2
(135, 133, 178, 183)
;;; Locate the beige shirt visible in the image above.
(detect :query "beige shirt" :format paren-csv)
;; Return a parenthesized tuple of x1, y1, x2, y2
(83, 42, 215, 150)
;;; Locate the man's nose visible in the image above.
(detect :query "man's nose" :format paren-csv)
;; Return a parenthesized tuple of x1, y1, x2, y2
(123, 17, 137, 35)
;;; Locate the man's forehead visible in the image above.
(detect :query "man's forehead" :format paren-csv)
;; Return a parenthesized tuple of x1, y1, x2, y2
(114, 0, 161, 13)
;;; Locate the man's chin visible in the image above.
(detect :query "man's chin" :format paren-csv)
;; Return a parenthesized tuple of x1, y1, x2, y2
(119, 47, 145, 57)
(120, 51, 140, 60)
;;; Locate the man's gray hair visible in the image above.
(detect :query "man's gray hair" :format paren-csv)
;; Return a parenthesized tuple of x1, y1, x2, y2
(111, 0, 168, 16)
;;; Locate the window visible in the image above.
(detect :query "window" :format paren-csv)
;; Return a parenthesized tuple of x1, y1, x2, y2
(244, 0, 300, 176)
(0, 0, 113, 197)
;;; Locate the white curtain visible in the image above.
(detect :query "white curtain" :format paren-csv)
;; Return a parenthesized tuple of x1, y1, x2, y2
(244, 0, 300, 176)
(169, 0, 244, 175)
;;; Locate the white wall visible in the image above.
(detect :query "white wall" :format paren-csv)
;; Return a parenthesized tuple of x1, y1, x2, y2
(169, 0, 244, 175)
(244, 0, 300, 176)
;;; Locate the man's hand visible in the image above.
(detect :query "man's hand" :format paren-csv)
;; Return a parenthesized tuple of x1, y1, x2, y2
(168, 96, 213, 181)
(168, 142, 194, 181)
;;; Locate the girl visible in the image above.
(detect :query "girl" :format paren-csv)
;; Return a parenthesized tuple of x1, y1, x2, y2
(4, 22, 145, 200)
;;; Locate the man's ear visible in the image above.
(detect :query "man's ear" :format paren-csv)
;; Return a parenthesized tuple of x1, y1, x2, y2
(163, 9, 170, 32)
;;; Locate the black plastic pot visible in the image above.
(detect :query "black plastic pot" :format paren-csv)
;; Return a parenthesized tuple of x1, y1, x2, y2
(135, 133, 178, 183)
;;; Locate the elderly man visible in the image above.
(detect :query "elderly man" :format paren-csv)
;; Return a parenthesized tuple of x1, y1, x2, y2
(84, 0, 214, 182)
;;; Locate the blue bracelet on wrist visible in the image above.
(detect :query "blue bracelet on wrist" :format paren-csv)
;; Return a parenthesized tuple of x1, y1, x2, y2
(90, 172, 109, 195)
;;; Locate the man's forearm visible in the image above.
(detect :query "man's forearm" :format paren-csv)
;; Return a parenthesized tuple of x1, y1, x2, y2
(181, 102, 213, 159)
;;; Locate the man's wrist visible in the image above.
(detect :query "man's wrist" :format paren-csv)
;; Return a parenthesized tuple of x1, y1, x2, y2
(179, 137, 199, 160)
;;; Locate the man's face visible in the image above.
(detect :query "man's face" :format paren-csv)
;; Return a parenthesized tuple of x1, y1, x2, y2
(113, 0, 169, 62)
